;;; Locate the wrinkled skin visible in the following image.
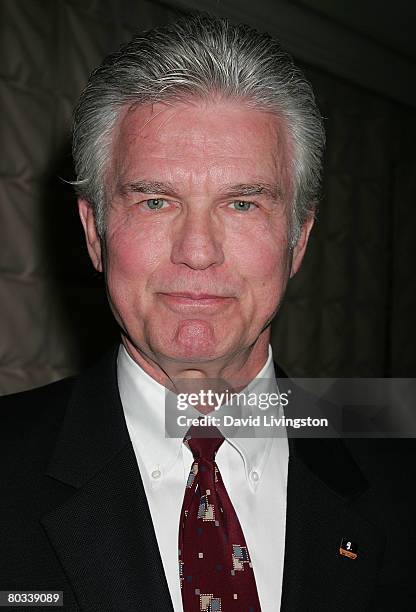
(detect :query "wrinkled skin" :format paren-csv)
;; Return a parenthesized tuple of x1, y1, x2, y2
(79, 98, 313, 387)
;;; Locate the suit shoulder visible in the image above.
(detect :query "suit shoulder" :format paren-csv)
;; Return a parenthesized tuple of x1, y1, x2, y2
(0, 376, 76, 444)
(343, 438, 416, 497)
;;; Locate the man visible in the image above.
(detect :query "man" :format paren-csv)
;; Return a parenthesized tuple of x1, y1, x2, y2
(1, 13, 415, 612)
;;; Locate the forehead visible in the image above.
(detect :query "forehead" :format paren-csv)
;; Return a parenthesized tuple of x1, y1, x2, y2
(110, 98, 291, 191)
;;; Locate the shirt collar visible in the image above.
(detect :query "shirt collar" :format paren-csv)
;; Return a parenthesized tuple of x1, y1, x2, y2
(117, 344, 278, 489)
(217, 346, 278, 490)
(118, 345, 182, 485)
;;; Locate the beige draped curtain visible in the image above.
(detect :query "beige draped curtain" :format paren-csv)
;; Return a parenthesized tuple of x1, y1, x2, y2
(1, 0, 415, 393)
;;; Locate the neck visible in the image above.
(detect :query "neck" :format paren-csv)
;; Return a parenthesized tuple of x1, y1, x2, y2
(121, 329, 271, 393)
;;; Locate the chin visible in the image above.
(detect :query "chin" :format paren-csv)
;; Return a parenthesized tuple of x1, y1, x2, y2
(158, 320, 229, 361)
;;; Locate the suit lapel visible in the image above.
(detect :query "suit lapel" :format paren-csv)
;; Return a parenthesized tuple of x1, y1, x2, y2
(41, 347, 174, 611)
(280, 437, 385, 612)
(274, 362, 385, 610)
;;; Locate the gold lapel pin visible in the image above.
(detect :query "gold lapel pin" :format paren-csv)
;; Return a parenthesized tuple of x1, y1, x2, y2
(339, 537, 358, 560)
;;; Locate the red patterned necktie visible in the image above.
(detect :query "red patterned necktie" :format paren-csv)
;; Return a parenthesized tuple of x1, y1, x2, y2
(179, 425, 262, 611)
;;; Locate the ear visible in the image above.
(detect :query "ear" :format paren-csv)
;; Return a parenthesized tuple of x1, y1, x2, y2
(78, 199, 103, 273)
(290, 214, 314, 278)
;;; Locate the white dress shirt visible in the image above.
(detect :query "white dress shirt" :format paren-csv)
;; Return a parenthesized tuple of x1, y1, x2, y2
(118, 344, 288, 611)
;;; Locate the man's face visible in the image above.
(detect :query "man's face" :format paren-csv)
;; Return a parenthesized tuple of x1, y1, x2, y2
(80, 99, 312, 367)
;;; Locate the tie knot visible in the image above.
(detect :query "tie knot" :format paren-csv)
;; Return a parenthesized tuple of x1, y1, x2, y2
(184, 424, 224, 462)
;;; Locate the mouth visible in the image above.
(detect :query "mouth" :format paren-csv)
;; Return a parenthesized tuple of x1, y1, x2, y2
(165, 292, 229, 299)
(158, 292, 234, 311)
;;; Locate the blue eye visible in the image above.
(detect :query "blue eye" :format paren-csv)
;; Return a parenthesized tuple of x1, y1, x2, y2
(144, 198, 168, 210)
(230, 201, 254, 212)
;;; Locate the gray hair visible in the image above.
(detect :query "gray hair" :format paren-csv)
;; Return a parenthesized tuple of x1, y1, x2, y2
(72, 13, 325, 245)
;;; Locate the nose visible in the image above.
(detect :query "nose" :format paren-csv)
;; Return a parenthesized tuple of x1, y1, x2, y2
(170, 207, 224, 270)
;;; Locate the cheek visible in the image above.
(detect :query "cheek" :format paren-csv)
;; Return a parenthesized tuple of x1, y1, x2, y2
(104, 220, 168, 292)
(228, 225, 291, 291)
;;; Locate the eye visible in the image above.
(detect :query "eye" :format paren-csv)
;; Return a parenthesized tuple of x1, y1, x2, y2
(143, 198, 169, 210)
(229, 200, 256, 212)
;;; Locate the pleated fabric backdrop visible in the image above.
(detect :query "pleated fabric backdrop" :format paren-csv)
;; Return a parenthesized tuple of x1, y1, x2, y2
(1, 0, 415, 393)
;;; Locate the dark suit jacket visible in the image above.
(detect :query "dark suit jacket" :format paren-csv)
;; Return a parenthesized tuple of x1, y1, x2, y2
(1, 346, 415, 611)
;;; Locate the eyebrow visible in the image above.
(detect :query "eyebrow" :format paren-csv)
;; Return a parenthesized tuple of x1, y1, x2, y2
(222, 183, 282, 200)
(119, 180, 282, 200)
(119, 180, 178, 196)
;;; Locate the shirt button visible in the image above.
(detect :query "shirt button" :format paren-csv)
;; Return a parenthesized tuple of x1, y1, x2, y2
(250, 470, 260, 482)
(151, 469, 162, 480)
